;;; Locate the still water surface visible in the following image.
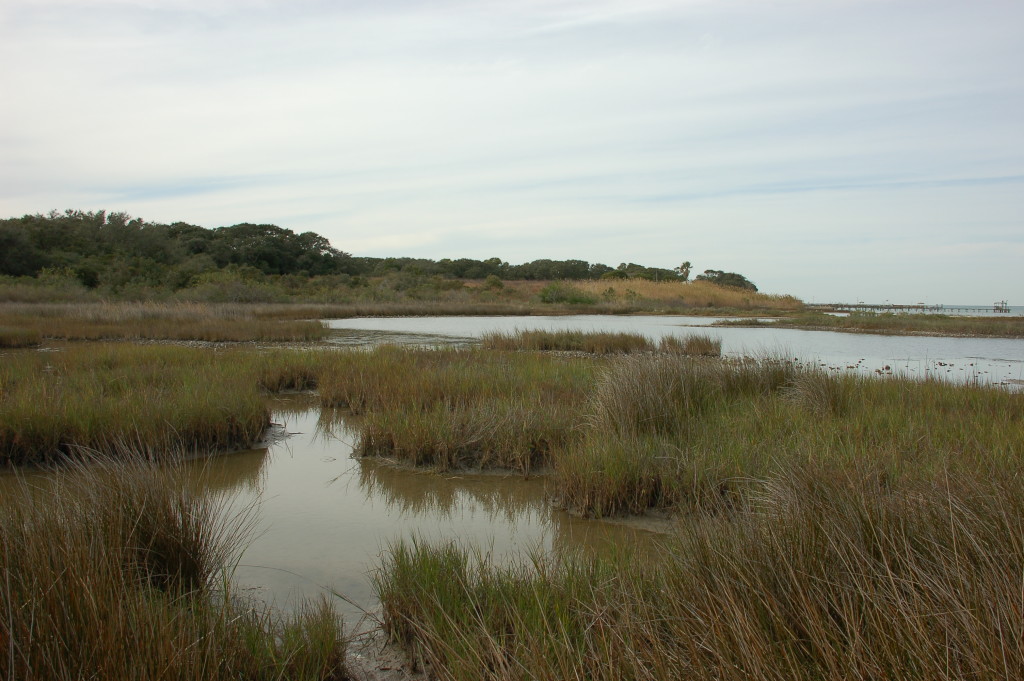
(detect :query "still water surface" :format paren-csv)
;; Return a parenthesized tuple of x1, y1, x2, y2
(185, 396, 660, 625)
(326, 315, 1024, 386)
(7, 315, 1021, 629)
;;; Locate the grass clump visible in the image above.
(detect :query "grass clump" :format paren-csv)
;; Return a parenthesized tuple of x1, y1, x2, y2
(481, 329, 654, 354)
(556, 355, 1024, 517)
(0, 301, 328, 342)
(0, 459, 347, 680)
(658, 332, 721, 356)
(316, 346, 597, 473)
(0, 326, 41, 347)
(376, 467, 1024, 681)
(0, 344, 270, 465)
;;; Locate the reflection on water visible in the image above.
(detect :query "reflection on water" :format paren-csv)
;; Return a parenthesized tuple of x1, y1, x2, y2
(177, 397, 662, 626)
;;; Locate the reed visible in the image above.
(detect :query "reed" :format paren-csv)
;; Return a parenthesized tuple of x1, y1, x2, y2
(0, 326, 41, 347)
(0, 301, 328, 342)
(375, 466, 1024, 681)
(555, 356, 1024, 517)
(574, 279, 803, 311)
(724, 311, 1024, 338)
(0, 459, 346, 680)
(314, 346, 597, 473)
(481, 329, 654, 354)
(0, 344, 269, 465)
(658, 332, 722, 356)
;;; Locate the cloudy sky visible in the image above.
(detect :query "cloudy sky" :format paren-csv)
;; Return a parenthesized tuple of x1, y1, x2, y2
(1, 0, 1021, 303)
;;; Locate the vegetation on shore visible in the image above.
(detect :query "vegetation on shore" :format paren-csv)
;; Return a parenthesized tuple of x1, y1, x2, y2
(717, 310, 1024, 338)
(1, 459, 347, 680)
(376, 466, 1024, 681)
(0, 344, 270, 465)
(5, 330, 1023, 679)
(0, 210, 793, 314)
(481, 329, 722, 356)
(0, 302, 328, 343)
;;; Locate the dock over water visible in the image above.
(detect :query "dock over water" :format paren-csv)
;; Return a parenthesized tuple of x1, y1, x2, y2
(810, 301, 1010, 315)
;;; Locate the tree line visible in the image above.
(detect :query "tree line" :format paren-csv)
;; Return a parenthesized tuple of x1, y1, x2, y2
(0, 210, 756, 292)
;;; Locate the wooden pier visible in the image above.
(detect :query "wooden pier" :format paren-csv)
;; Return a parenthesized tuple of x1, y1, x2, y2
(810, 301, 1010, 315)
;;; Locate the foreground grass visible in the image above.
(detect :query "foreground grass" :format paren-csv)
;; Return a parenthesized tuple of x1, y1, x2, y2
(1, 459, 347, 680)
(557, 355, 1024, 516)
(4, 337, 1022, 679)
(376, 465, 1024, 681)
(718, 311, 1024, 338)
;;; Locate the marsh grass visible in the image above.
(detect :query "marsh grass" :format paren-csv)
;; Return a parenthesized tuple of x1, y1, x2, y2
(658, 332, 722, 356)
(575, 279, 802, 310)
(0, 459, 347, 680)
(376, 466, 1024, 681)
(0, 326, 41, 347)
(722, 311, 1024, 338)
(481, 329, 654, 354)
(0, 301, 328, 342)
(0, 344, 270, 465)
(480, 329, 723, 357)
(314, 346, 597, 473)
(556, 355, 1024, 517)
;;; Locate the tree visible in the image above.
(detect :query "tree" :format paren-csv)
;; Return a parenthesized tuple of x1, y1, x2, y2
(694, 269, 758, 291)
(675, 261, 692, 281)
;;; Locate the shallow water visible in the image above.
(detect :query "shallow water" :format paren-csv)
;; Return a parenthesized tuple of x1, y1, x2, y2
(181, 396, 663, 626)
(325, 315, 1024, 386)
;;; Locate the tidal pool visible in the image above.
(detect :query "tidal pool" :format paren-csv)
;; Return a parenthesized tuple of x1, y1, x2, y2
(184, 395, 662, 627)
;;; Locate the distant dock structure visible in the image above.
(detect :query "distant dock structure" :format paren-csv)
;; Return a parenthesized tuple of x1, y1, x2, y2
(810, 300, 1011, 315)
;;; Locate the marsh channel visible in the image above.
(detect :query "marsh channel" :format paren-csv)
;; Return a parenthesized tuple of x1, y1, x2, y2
(223, 314, 1024, 623)
(11, 314, 1024, 632)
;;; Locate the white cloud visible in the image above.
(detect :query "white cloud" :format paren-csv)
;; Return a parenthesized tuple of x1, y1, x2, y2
(1, 0, 1022, 303)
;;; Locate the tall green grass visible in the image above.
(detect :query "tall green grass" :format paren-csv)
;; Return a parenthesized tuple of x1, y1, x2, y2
(0, 344, 270, 465)
(481, 329, 654, 354)
(315, 346, 597, 473)
(376, 465, 1024, 681)
(1, 459, 347, 680)
(555, 355, 1024, 517)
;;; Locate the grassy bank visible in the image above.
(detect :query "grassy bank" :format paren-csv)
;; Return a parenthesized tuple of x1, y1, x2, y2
(557, 355, 1024, 516)
(0, 344, 271, 465)
(376, 465, 1024, 681)
(0, 301, 328, 342)
(480, 329, 722, 356)
(718, 311, 1024, 338)
(314, 347, 597, 473)
(3, 335, 1022, 679)
(1, 459, 346, 680)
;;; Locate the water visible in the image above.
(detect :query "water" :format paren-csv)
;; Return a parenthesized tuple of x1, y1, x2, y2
(6, 314, 1020, 629)
(183, 396, 662, 626)
(326, 315, 1024, 386)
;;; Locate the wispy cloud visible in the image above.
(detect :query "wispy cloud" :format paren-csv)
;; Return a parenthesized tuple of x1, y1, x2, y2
(1, 0, 1022, 302)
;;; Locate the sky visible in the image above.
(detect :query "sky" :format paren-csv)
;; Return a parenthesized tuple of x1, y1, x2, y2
(1, 0, 1022, 303)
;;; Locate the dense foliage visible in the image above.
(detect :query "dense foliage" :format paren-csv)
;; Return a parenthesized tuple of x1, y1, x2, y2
(1, 210, 753, 296)
(694, 269, 758, 291)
